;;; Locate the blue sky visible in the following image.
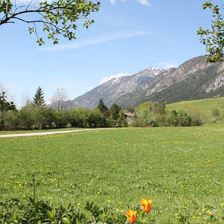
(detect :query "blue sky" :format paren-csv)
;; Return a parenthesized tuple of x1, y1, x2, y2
(0, 0, 221, 106)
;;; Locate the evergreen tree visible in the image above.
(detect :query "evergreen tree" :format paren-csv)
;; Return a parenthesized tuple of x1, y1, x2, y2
(97, 99, 110, 117)
(110, 103, 121, 121)
(33, 87, 45, 107)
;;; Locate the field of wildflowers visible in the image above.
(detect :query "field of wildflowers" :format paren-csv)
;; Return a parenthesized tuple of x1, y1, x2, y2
(0, 125, 224, 223)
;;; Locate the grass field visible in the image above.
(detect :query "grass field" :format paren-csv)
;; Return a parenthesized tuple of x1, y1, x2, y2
(0, 126, 224, 223)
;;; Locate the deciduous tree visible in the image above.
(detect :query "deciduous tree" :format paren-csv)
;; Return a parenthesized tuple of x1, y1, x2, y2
(0, 91, 16, 129)
(51, 88, 68, 111)
(0, 0, 100, 45)
(198, 1, 224, 62)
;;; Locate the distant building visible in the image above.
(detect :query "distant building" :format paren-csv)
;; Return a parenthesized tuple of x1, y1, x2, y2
(124, 112, 136, 125)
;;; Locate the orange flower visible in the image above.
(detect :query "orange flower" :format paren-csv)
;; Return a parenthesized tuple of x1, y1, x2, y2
(140, 199, 153, 213)
(126, 210, 137, 223)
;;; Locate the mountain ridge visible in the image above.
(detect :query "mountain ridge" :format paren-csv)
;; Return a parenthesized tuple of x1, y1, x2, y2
(63, 56, 224, 109)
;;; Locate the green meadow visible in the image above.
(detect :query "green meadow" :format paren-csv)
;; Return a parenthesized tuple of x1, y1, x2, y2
(167, 97, 224, 123)
(0, 125, 224, 223)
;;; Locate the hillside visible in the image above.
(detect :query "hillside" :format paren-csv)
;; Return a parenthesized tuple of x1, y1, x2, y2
(134, 97, 224, 124)
(167, 97, 224, 122)
(63, 56, 224, 109)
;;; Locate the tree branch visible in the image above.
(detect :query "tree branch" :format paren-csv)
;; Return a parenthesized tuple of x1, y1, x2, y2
(0, 0, 100, 45)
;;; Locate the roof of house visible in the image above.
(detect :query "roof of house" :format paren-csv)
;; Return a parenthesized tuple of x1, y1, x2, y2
(124, 112, 136, 117)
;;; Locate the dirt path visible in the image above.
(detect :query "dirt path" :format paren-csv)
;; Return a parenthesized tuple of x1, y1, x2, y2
(0, 129, 98, 138)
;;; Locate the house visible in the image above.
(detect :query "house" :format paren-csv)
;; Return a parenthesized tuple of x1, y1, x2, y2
(123, 112, 136, 125)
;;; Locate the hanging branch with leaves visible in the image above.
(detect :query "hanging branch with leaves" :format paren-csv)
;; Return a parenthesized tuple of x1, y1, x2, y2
(0, 0, 100, 45)
(197, 1, 224, 62)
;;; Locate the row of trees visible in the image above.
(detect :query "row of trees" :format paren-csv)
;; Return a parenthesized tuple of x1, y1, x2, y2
(4, 105, 109, 130)
(133, 102, 202, 127)
(0, 87, 127, 130)
(0, 87, 206, 131)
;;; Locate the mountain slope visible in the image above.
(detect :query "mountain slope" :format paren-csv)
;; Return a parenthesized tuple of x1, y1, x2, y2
(68, 56, 224, 108)
(68, 67, 162, 108)
(148, 62, 224, 103)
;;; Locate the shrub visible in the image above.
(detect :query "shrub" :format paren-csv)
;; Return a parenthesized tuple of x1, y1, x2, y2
(86, 109, 107, 128)
(133, 110, 152, 127)
(17, 104, 35, 129)
(166, 110, 178, 126)
(212, 108, 221, 118)
(176, 110, 192, 127)
(154, 114, 167, 127)
(0, 198, 127, 224)
(132, 117, 149, 127)
(117, 111, 128, 127)
(4, 111, 19, 130)
(69, 108, 89, 128)
(190, 113, 203, 126)
(54, 110, 70, 128)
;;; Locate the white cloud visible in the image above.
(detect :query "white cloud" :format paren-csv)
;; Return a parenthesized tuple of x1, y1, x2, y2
(110, 0, 150, 6)
(138, 0, 150, 6)
(100, 72, 130, 84)
(110, 0, 125, 4)
(41, 30, 150, 52)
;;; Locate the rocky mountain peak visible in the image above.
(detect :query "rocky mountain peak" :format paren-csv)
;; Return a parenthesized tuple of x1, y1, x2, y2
(177, 56, 209, 75)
